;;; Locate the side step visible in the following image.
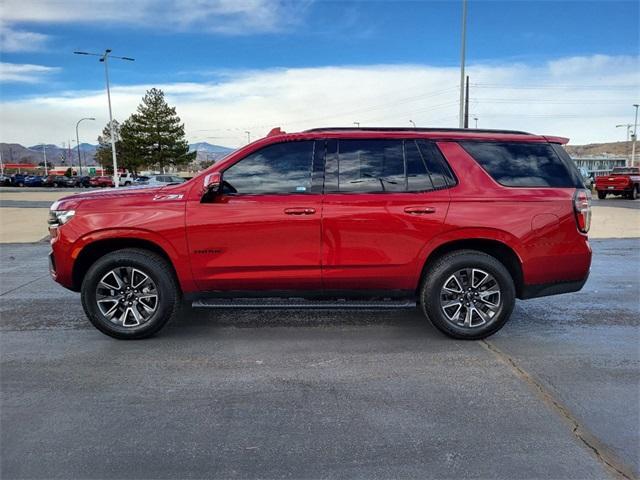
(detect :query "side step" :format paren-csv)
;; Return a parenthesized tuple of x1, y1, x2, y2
(192, 298, 417, 310)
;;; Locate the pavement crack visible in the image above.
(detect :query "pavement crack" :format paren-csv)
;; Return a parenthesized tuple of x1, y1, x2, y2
(481, 339, 636, 480)
(0, 274, 50, 297)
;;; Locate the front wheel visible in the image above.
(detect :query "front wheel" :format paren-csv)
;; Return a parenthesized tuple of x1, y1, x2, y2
(630, 186, 638, 200)
(81, 248, 180, 339)
(420, 250, 516, 340)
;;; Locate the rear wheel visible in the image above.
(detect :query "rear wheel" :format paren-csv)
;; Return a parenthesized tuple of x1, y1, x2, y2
(81, 248, 180, 339)
(420, 250, 515, 340)
(597, 191, 606, 199)
(630, 186, 638, 200)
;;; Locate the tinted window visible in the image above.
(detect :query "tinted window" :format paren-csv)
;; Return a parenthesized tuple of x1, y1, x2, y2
(416, 140, 457, 189)
(223, 141, 314, 194)
(337, 140, 405, 192)
(404, 140, 434, 191)
(460, 141, 581, 187)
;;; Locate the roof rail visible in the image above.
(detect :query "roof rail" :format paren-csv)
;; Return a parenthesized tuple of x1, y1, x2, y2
(303, 127, 532, 135)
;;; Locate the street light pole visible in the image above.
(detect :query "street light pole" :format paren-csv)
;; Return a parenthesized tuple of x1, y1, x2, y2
(616, 123, 633, 142)
(409, 120, 416, 128)
(245, 131, 251, 144)
(75, 117, 95, 177)
(353, 122, 360, 128)
(42, 144, 47, 175)
(632, 104, 639, 167)
(473, 116, 478, 128)
(458, 0, 468, 128)
(74, 49, 134, 187)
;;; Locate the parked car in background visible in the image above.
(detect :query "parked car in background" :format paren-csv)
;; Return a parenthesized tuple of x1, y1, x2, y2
(49, 126, 592, 341)
(1, 174, 12, 186)
(89, 176, 115, 188)
(73, 176, 92, 188)
(136, 174, 186, 186)
(24, 175, 44, 187)
(10, 173, 27, 186)
(43, 175, 77, 188)
(595, 167, 640, 199)
(134, 176, 150, 185)
(118, 173, 134, 186)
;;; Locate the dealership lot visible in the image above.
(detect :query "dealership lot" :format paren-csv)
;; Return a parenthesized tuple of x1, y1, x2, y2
(1, 234, 638, 478)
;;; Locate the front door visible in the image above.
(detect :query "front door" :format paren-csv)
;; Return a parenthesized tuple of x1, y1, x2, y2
(186, 140, 323, 291)
(321, 138, 453, 292)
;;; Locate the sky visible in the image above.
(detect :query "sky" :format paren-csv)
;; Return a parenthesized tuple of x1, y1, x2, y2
(0, 0, 639, 148)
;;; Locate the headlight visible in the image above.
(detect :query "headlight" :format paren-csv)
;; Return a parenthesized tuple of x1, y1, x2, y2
(48, 210, 75, 226)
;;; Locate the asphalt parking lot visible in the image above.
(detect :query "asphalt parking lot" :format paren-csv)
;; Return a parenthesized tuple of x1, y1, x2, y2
(1, 238, 638, 479)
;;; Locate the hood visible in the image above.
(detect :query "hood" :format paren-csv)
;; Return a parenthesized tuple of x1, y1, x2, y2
(51, 184, 168, 210)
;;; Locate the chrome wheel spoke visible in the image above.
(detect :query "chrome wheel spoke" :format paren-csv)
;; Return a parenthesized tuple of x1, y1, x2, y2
(439, 267, 502, 329)
(95, 266, 158, 328)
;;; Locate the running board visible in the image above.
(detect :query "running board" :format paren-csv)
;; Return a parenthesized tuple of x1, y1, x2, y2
(192, 298, 417, 309)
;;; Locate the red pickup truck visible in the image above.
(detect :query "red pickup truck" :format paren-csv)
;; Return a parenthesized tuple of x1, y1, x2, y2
(49, 127, 592, 340)
(595, 167, 640, 200)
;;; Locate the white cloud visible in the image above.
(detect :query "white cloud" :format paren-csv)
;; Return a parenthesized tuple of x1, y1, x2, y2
(1, 55, 638, 147)
(0, 0, 308, 34)
(0, 62, 60, 83)
(0, 23, 50, 52)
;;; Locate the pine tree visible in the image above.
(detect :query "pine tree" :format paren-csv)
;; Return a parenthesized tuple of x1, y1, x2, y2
(95, 121, 121, 174)
(124, 88, 194, 172)
(95, 120, 143, 174)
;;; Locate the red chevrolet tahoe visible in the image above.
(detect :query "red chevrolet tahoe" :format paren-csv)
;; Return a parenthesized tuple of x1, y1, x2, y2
(49, 127, 592, 340)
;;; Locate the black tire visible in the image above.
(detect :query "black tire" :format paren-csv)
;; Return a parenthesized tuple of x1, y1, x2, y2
(81, 248, 180, 339)
(597, 191, 606, 199)
(419, 249, 516, 340)
(631, 186, 638, 200)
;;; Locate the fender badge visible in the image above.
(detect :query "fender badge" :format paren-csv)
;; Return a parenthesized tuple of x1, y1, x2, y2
(153, 194, 184, 201)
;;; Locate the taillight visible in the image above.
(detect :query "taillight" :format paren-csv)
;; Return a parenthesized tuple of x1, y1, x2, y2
(573, 189, 591, 234)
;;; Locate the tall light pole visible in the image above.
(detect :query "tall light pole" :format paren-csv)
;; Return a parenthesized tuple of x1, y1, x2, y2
(74, 49, 134, 187)
(632, 104, 639, 167)
(42, 144, 48, 175)
(409, 120, 417, 128)
(473, 116, 478, 128)
(458, 0, 468, 128)
(245, 131, 251, 144)
(75, 117, 95, 177)
(616, 123, 633, 142)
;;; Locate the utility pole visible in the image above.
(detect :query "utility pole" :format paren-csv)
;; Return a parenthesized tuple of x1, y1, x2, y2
(42, 144, 48, 175)
(76, 117, 95, 176)
(74, 49, 134, 187)
(463, 76, 470, 128)
(458, 0, 468, 128)
(632, 104, 639, 167)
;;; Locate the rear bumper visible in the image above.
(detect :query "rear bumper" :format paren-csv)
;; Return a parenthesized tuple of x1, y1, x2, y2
(519, 272, 589, 300)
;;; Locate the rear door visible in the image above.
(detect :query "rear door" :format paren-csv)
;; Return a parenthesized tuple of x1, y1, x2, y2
(321, 138, 453, 292)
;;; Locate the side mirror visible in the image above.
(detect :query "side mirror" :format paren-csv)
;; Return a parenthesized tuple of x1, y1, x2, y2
(202, 172, 222, 198)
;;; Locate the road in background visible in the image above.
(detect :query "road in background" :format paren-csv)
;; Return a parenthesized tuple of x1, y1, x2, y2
(1, 239, 638, 479)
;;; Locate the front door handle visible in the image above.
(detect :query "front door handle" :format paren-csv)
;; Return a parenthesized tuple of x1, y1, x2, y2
(284, 207, 316, 215)
(404, 206, 436, 215)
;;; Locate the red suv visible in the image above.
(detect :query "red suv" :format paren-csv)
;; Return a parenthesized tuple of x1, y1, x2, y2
(49, 127, 592, 340)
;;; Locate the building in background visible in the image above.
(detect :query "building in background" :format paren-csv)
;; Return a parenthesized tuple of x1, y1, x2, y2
(571, 155, 628, 178)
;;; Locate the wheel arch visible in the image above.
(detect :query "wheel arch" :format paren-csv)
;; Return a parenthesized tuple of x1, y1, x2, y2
(72, 237, 180, 292)
(419, 238, 524, 298)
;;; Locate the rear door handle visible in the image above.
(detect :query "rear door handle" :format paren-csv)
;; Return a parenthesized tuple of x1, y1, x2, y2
(284, 207, 316, 215)
(404, 206, 436, 215)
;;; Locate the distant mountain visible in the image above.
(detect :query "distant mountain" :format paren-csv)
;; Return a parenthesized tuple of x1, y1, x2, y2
(189, 142, 234, 163)
(565, 141, 632, 158)
(2, 142, 98, 166)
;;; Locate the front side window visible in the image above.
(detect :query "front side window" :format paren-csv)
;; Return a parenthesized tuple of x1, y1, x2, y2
(223, 141, 314, 194)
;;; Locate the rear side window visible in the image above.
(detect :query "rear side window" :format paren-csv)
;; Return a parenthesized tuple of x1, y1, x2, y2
(337, 140, 405, 192)
(460, 141, 582, 188)
(330, 139, 455, 193)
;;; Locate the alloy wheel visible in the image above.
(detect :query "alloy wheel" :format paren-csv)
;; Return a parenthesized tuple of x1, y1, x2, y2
(439, 268, 502, 328)
(95, 267, 159, 327)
